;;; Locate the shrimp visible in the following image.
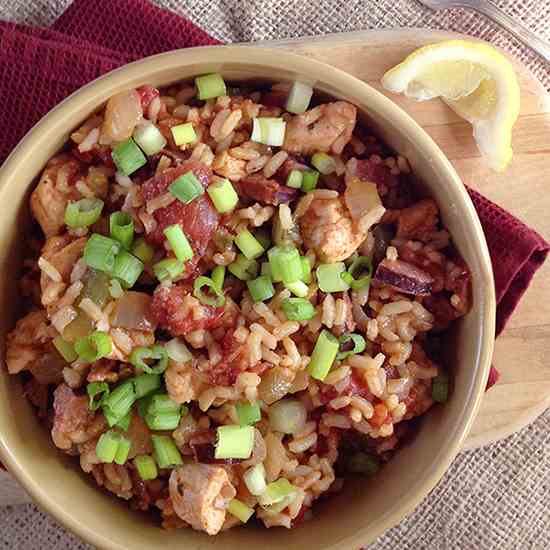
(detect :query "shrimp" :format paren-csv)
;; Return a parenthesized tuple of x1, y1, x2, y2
(283, 101, 357, 156)
(299, 196, 366, 262)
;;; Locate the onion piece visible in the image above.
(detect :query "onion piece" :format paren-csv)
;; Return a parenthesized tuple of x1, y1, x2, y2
(286, 81, 314, 114)
(111, 291, 157, 332)
(344, 178, 384, 222)
(257, 367, 293, 405)
(268, 399, 307, 434)
(165, 338, 192, 364)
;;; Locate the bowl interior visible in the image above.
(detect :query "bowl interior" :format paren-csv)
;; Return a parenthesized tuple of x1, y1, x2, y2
(0, 46, 494, 550)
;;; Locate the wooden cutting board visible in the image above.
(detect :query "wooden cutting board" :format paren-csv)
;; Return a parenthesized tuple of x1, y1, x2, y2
(267, 29, 550, 450)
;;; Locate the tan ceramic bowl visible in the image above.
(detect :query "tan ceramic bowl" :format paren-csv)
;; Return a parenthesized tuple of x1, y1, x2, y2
(0, 46, 495, 549)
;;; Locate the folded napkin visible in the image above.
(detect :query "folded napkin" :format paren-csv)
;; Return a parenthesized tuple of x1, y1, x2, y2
(0, 0, 548, 391)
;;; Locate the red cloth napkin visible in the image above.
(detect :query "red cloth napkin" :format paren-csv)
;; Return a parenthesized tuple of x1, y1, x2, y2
(0, 0, 548, 389)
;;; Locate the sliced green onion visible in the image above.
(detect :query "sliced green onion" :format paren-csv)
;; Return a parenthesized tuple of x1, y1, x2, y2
(211, 265, 226, 291)
(336, 333, 366, 360)
(169, 171, 204, 204)
(75, 331, 112, 363)
(243, 463, 267, 496)
(102, 380, 136, 426)
(261, 495, 295, 516)
(347, 452, 380, 475)
(145, 412, 181, 431)
(132, 238, 154, 264)
(111, 250, 144, 289)
(286, 170, 303, 189)
(251, 117, 286, 147)
(137, 393, 158, 419)
(134, 455, 158, 481)
(153, 258, 185, 282)
(171, 123, 197, 146)
(235, 230, 265, 260)
(311, 152, 336, 175)
(130, 345, 168, 375)
(316, 262, 350, 293)
(165, 338, 192, 364)
(109, 211, 134, 250)
(432, 373, 449, 403)
(215, 425, 254, 460)
(207, 178, 238, 213)
(148, 394, 181, 416)
(64, 198, 104, 228)
(114, 436, 131, 465)
(286, 81, 314, 114)
(268, 245, 302, 284)
(227, 499, 254, 523)
(87, 382, 110, 411)
(112, 138, 147, 176)
(259, 478, 296, 506)
(281, 297, 315, 321)
(285, 280, 309, 298)
(115, 410, 132, 432)
(193, 275, 225, 307)
(84, 234, 121, 273)
(348, 256, 373, 290)
(96, 430, 121, 463)
(228, 254, 259, 281)
(307, 330, 339, 381)
(301, 169, 319, 192)
(109, 278, 124, 299)
(133, 122, 167, 156)
(163, 224, 194, 263)
(236, 402, 262, 426)
(247, 275, 275, 303)
(151, 435, 183, 468)
(53, 335, 78, 363)
(133, 373, 161, 399)
(301, 257, 312, 284)
(195, 73, 227, 100)
(261, 262, 273, 280)
(254, 229, 271, 251)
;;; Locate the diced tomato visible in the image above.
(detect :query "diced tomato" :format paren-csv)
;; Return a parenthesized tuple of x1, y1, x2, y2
(369, 403, 389, 427)
(136, 85, 160, 112)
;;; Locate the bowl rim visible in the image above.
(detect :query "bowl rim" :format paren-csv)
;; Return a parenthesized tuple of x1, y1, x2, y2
(0, 44, 495, 549)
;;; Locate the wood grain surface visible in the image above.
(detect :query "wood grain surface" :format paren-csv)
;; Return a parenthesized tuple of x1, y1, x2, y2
(267, 29, 550, 450)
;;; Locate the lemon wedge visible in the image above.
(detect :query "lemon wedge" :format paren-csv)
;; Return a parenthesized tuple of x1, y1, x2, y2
(381, 40, 520, 172)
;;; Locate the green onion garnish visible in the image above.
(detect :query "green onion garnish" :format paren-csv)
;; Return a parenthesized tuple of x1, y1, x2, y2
(64, 198, 104, 229)
(165, 338, 192, 364)
(258, 478, 296, 506)
(131, 237, 154, 264)
(311, 152, 336, 175)
(153, 258, 185, 282)
(114, 437, 132, 465)
(243, 463, 267, 496)
(307, 330, 339, 381)
(95, 430, 122, 463)
(251, 117, 286, 147)
(301, 257, 312, 284)
(301, 169, 319, 192)
(53, 335, 78, 363)
(236, 402, 262, 426)
(286, 81, 314, 114)
(206, 178, 239, 213)
(432, 373, 449, 403)
(228, 254, 259, 281)
(195, 73, 227, 100)
(84, 234, 121, 273)
(285, 280, 309, 298)
(102, 380, 136, 427)
(260, 262, 273, 280)
(112, 138, 147, 176)
(227, 499, 255, 523)
(234, 230, 265, 260)
(347, 256, 373, 290)
(115, 410, 132, 432)
(347, 452, 380, 475)
(336, 333, 366, 360)
(253, 229, 271, 251)
(285, 170, 303, 189)
(169, 171, 204, 204)
(148, 394, 182, 416)
(268, 245, 302, 284)
(133, 122, 167, 156)
(316, 262, 350, 293)
(247, 275, 275, 303)
(133, 373, 161, 399)
(281, 297, 315, 321)
(130, 345, 169, 375)
(215, 425, 254, 460)
(87, 382, 110, 411)
(211, 265, 226, 291)
(193, 275, 225, 307)
(74, 331, 112, 363)
(145, 411, 181, 431)
(134, 455, 158, 481)
(171, 123, 197, 146)
(109, 278, 124, 299)
(111, 250, 144, 289)
(109, 211, 134, 250)
(80, 269, 110, 308)
(151, 435, 183, 468)
(163, 224, 194, 263)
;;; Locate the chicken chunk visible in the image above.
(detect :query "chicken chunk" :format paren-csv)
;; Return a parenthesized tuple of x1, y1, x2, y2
(169, 464, 236, 535)
(299, 197, 366, 262)
(41, 235, 87, 284)
(283, 101, 357, 156)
